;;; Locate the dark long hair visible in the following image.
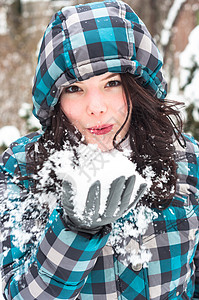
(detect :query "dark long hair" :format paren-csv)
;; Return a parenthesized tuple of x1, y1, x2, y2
(121, 73, 183, 209)
(27, 73, 183, 209)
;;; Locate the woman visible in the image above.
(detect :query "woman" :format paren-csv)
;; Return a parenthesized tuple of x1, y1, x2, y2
(1, 1, 199, 299)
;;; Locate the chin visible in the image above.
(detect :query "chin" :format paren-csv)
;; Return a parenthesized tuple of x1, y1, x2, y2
(85, 139, 113, 152)
(85, 135, 114, 151)
(93, 143, 114, 152)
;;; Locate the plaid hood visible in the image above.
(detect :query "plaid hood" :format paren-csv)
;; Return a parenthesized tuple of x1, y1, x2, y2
(32, 0, 167, 128)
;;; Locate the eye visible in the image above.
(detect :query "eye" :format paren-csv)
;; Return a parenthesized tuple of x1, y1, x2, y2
(106, 80, 121, 88)
(64, 85, 82, 93)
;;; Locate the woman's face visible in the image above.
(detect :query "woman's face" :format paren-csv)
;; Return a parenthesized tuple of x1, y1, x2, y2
(60, 72, 131, 151)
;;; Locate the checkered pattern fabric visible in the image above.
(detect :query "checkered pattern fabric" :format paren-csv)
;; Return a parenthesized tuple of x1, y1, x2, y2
(1, 133, 199, 299)
(32, 0, 167, 128)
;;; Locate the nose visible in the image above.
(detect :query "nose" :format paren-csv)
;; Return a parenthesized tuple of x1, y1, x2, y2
(86, 91, 107, 116)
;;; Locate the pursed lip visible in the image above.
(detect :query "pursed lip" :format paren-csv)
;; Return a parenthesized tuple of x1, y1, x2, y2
(87, 124, 114, 135)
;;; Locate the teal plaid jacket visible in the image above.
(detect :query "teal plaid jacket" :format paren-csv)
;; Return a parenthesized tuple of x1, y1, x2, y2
(1, 1, 199, 299)
(0, 132, 199, 299)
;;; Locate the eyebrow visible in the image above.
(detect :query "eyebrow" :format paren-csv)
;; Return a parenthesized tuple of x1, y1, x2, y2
(101, 73, 120, 81)
(76, 73, 120, 84)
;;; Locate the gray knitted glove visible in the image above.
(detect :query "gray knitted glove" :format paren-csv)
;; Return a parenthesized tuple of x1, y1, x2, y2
(61, 176, 147, 235)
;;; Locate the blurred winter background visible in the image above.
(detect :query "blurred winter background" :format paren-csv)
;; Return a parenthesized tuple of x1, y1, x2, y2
(0, 0, 199, 298)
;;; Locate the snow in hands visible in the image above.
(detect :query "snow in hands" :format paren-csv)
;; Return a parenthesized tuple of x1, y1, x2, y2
(39, 143, 152, 220)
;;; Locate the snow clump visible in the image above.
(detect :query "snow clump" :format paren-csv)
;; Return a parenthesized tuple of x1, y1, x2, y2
(38, 143, 152, 218)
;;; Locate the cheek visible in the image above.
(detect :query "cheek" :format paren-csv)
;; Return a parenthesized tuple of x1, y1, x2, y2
(113, 96, 129, 120)
(60, 98, 81, 122)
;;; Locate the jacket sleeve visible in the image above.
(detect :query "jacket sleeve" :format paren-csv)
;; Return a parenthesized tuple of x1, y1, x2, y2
(193, 244, 199, 299)
(183, 135, 199, 299)
(1, 210, 110, 300)
(193, 137, 199, 299)
(0, 167, 110, 299)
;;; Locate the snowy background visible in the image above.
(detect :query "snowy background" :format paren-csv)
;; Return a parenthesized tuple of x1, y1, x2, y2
(0, 0, 199, 299)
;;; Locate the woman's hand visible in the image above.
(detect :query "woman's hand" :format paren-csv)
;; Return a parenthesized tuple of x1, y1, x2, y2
(61, 176, 147, 234)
